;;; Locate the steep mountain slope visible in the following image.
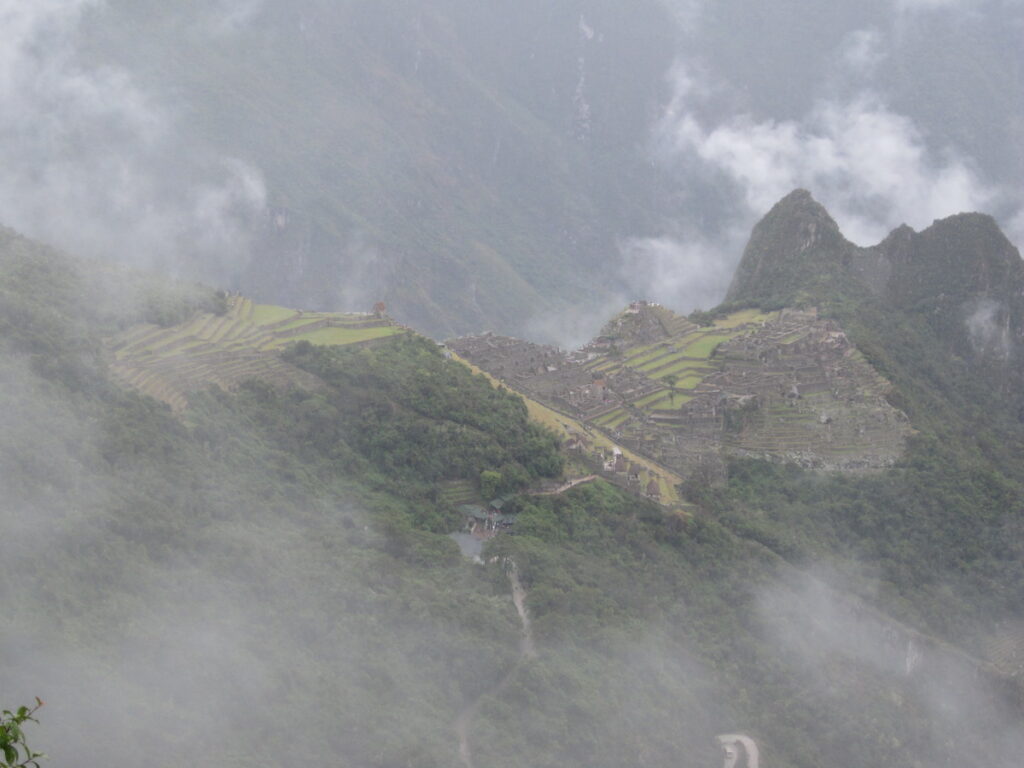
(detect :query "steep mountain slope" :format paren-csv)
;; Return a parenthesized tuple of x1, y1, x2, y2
(724, 189, 860, 308)
(728, 189, 1024, 400)
(454, 189, 1024, 681)
(4, 220, 1024, 767)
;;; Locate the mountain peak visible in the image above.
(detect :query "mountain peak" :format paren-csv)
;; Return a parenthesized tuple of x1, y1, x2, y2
(725, 189, 852, 307)
(774, 187, 831, 213)
(758, 188, 842, 239)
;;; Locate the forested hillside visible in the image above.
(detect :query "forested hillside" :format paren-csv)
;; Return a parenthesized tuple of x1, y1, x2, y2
(3, 202, 1024, 766)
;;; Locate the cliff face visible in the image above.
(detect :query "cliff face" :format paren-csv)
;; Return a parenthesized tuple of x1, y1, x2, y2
(724, 189, 858, 308)
(874, 213, 1024, 367)
(727, 190, 1024, 376)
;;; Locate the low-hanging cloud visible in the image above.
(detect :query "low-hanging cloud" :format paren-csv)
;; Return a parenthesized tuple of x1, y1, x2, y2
(756, 572, 1024, 766)
(618, 231, 741, 313)
(657, 66, 1002, 245)
(0, 0, 266, 284)
(616, 1, 1024, 325)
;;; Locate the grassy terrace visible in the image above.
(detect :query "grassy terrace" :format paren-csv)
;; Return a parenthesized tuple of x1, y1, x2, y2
(260, 325, 400, 350)
(711, 308, 775, 328)
(635, 349, 686, 371)
(649, 361, 710, 381)
(251, 304, 296, 325)
(106, 297, 402, 412)
(567, 309, 782, 434)
(635, 390, 692, 410)
(633, 389, 669, 407)
(594, 408, 628, 426)
(112, 298, 399, 360)
(681, 334, 731, 358)
(624, 344, 672, 366)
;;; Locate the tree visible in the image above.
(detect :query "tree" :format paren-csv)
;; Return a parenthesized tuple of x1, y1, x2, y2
(1, 700, 44, 768)
(480, 469, 503, 499)
(688, 309, 716, 327)
(664, 374, 679, 404)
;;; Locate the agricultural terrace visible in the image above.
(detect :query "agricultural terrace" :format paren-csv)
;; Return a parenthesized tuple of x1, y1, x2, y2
(452, 303, 910, 482)
(450, 351, 685, 506)
(105, 296, 403, 411)
(584, 309, 774, 425)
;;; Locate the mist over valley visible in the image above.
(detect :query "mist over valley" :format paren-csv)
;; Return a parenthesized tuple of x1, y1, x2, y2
(2, 3, 1024, 767)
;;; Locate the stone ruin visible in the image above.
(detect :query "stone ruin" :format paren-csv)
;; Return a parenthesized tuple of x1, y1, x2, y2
(449, 307, 912, 485)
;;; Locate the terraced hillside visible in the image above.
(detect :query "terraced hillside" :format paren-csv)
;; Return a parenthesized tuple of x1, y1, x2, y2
(450, 302, 911, 481)
(452, 351, 686, 507)
(105, 295, 403, 411)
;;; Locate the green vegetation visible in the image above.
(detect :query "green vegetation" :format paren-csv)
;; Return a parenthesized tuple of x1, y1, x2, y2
(623, 344, 671, 366)
(0, 233, 571, 765)
(635, 350, 687, 372)
(681, 334, 730, 359)
(278, 336, 565, 505)
(632, 388, 669, 407)
(262, 324, 399, 349)
(4, 224, 1024, 767)
(602, 411, 631, 429)
(251, 304, 297, 325)
(592, 411, 628, 431)
(649, 360, 707, 381)
(1, 702, 43, 768)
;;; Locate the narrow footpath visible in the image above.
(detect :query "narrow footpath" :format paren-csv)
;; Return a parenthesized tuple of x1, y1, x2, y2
(530, 475, 598, 497)
(455, 562, 536, 768)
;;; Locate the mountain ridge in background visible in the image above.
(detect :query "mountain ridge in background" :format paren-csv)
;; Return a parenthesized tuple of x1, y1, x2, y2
(75, 0, 681, 340)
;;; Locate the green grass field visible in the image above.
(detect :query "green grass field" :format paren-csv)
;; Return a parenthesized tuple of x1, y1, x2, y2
(644, 391, 692, 409)
(603, 412, 631, 429)
(636, 350, 687, 372)
(107, 295, 404, 413)
(624, 344, 673, 367)
(262, 325, 401, 349)
(682, 334, 731, 359)
(252, 304, 298, 325)
(632, 389, 670, 407)
(649, 360, 713, 381)
(654, 394, 691, 408)
(594, 408, 628, 426)
(710, 309, 775, 328)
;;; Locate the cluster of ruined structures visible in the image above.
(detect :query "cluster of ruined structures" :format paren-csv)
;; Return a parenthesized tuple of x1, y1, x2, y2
(450, 305, 911, 484)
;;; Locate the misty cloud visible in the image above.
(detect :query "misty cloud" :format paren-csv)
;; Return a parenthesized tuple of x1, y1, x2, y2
(613, 0, 1023, 325)
(657, 70, 1001, 245)
(0, 0, 266, 284)
(619, 232, 739, 314)
(756, 573, 1024, 765)
(199, 0, 266, 37)
(838, 28, 887, 78)
(965, 298, 1014, 360)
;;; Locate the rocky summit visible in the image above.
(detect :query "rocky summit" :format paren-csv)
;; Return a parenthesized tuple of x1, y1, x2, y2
(728, 190, 1024, 382)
